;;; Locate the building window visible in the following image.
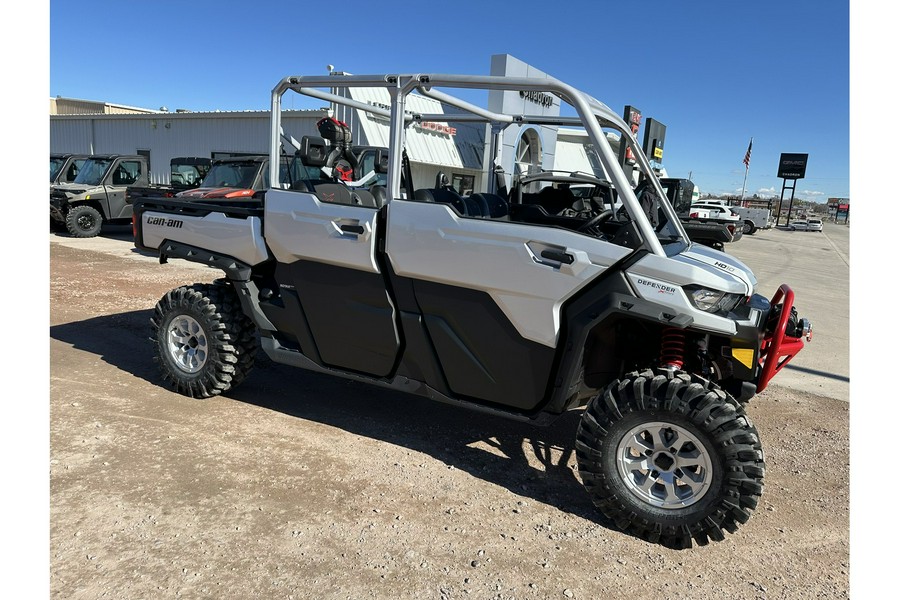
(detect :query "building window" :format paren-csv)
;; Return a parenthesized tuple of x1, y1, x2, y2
(515, 129, 542, 192)
(451, 174, 474, 196)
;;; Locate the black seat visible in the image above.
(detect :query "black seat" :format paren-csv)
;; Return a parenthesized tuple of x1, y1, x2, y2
(512, 203, 550, 221)
(520, 191, 542, 206)
(463, 195, 485, 217)
(414, 188, 467, 216)
(314, 183, 354, 206)
(349, 189, 377, 208)
(470, 193, 509, 219)
(290, 179, 317, 192)
(313, 182, 380, 208)
(370, 185, 388, 208)
(538, 186, 576, 215)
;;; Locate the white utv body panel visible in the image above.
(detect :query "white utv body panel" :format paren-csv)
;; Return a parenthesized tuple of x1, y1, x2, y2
(386, 199, 631, 347)
(140, 209, 270, 267)
(678, 243, 757, 292)
(265, 188, 381, 274)
(625, 244, 757, 335)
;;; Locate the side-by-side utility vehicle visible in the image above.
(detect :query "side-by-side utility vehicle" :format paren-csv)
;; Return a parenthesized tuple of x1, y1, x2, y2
(51, 155, 210, 237)
(50, 153, 91, 186)
(133, 72, 811, 549)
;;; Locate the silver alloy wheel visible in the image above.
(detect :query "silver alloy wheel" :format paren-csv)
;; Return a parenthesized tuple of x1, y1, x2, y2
(616, 421, 712, 509)
(166, 315, 209, 374)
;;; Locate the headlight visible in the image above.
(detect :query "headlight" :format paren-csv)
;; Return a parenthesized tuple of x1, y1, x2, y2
(687, 286, 744, 314)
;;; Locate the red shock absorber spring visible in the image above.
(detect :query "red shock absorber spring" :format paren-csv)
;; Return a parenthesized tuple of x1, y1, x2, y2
(659, 327, 686, 370)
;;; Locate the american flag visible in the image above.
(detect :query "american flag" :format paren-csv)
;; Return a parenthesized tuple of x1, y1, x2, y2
(743, 138, 753, 168)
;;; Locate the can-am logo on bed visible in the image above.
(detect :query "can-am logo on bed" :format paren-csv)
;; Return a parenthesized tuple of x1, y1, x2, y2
(146, 216, 183, 228)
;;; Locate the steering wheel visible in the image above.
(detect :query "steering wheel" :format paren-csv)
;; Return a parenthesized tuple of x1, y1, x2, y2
(577, 209, 614, 234)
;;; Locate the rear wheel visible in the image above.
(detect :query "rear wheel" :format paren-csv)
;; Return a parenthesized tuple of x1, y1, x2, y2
(65, 205, 103, 238)
(743, 220, 757, 235)
(575, 369, 765, 548)
(151, 282, 258, 398)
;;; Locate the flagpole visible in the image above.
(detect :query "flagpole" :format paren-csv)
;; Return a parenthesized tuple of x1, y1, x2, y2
(740, 137, 753, 205)
(740, 166, 748, 203)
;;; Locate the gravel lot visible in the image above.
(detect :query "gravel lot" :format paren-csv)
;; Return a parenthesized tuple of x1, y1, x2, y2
(46, 226, 850, 599)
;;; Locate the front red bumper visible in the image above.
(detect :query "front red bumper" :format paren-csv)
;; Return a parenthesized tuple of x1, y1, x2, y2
(756, 284, 812, 393)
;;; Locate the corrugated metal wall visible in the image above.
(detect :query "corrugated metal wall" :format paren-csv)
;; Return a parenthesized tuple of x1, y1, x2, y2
(50, 106, 487, 189)
(50, 111, 325, 184)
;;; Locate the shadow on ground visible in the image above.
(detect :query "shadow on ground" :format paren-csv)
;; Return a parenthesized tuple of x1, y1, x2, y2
(51, 310, 623, 536)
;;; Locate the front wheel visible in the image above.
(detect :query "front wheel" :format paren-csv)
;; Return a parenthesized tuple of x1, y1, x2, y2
(575, 369, 764, 548)
(151, 282, 258, 398)
(65, 204, 103, 238)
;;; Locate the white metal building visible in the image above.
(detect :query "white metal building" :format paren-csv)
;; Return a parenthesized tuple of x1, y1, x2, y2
(49, 55, 632, 190)
(50, 109, 327, 185)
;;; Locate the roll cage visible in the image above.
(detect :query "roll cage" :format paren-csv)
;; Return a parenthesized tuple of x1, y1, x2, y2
(267, 73, 690, 257)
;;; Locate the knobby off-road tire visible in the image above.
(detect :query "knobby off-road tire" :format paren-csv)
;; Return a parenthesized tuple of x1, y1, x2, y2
(65, 205, 103, 238)
(151, 282, 259, 398)
(575, 369, 765, 549)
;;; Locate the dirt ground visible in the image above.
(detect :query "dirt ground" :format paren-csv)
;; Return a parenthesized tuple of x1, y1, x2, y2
(49, 236, 849, 599)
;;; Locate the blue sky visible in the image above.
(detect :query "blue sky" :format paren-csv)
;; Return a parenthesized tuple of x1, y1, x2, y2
(47, 0, 849, 202)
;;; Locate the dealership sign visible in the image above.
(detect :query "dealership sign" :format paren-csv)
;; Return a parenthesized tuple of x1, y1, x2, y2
(777, 153, 809, 179)
(519, 90, 554, 108)
(366, 101, 456, 136)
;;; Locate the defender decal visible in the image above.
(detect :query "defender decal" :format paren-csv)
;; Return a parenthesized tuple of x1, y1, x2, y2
(635, 277, 677, 296)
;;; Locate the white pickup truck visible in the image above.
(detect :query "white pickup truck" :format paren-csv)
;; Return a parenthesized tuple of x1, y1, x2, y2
(729, 205, 775, 234)
(688, 200, 740, 222)
(132, 70, 811, 549)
